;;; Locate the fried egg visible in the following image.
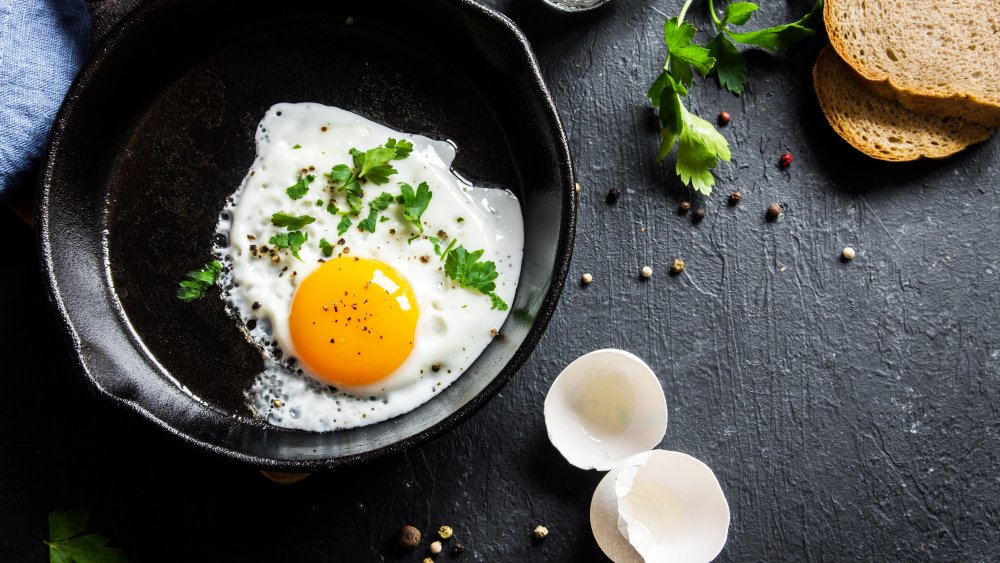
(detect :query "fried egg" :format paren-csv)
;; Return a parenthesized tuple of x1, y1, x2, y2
(215, 102, 523, 431)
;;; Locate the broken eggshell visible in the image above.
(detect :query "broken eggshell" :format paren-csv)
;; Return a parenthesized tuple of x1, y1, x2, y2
(591, 450, 730, 563)
(544, 349, 667, 471)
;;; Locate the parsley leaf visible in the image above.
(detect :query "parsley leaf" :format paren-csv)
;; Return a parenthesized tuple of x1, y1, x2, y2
(292, 144, 302, 149)
(385, 137, 414, 159)
(428, 236, 443, 255)
(271, 212, 316, 230)
(326, 201, 340, 215)
(707, 33, 747, 94)
(285, 175, 314, 200)
(345, 193, 364, 216)
(489, 292, 508, 311)
(444, 244, 500, 295)
(720, 1, 758, 26)
(663, 18, 716, 78)
(398, 182, 432, 233)
(707, 0, 821, 93)
(326, 164, 353, 184)
(358, 192, 395, 233)
(269, 230, 307, 260)
(724, 0, 820, 51)
(337, 215, 352, 236)
(319, 238, 334, 257)
(45, 510, 127, 563)
(177, 260, 221, 302)
(676, 107, 732, 195)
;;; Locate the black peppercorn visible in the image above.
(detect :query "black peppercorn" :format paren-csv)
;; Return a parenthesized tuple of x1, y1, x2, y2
(452, 542, 465, 555)
(718, 111, 731, 126)
(692, 208, 706, 222)
(606, 186, 622, 203)
(766, 203, 782, 221)
(728, 191, 742, 205)
(678, 201, 691, 214)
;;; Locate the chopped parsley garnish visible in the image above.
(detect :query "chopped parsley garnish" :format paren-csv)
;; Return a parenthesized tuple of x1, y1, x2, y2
(177, 260, 221, 302)
(444, 244, 507, 310)
(325, 139, 413, 215)
(358, 192, 394, 233)
(337, 215, 352, 236)
(428, 235, 443, 255)
(45, 510, 126, 563)
(292, 144, 302, 149)
(271, 212, 316, 230)
(489, 293, 508, 311)
(326, 201, 340, 215)
(397, 181, 432, 233)
(319, 238, 334, 257)
(269, 230, 307, 260)
(285, 174, 315, 200)
(315, 199, 323, 206)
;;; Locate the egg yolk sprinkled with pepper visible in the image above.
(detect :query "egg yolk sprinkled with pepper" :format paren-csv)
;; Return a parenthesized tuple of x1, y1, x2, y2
(289, 257, 419, 387)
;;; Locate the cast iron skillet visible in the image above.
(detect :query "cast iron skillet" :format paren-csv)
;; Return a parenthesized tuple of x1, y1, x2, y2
(38, 0, 574, 470)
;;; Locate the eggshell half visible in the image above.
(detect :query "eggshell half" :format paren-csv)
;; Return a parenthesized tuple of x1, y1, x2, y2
(544, 349, 668, 470)
(591, 450, 731, 563)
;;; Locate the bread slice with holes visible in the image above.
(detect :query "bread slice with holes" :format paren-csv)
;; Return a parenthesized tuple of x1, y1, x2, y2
(813, 46, 993, 161)
(825, 0, 1000, 128)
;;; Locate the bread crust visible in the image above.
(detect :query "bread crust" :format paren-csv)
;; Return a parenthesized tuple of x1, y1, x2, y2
(813, 46, 993, 161)
(824, 0, 1000, 128)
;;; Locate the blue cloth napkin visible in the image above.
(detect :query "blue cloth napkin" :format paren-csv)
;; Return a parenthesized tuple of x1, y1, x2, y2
(0, 0, 90, 200)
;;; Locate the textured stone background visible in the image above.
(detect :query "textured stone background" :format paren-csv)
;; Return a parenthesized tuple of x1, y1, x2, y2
(1, 0, 998, 561)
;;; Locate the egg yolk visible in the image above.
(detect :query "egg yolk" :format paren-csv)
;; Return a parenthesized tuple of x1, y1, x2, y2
(289, 257, 419, 387)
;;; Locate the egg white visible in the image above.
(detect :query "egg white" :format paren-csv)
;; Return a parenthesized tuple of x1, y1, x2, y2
(215, 103, 523, 431)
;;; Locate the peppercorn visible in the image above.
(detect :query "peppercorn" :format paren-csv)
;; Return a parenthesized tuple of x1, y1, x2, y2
(671, 259, 685, 274)
(399, 525, 421, 548)
(452, 542, 465, 555)
(533, 525, 549, 540)
(422, 559, 433, 563)
(430, 541, 442, 554)
(438, 526, 453, 540)
(718, 111, 731, 126)
(641, 266, 653, 279)
(766, 203, 782, 221)
(728, 191, 742, 205)
(581, 273, 593, 285)
(678, 200, 691, 213)
(692, 208, 706, 222)
(779, 152, 793, 167)
(841, 246, 856, 261)
(606, 186, 622, 203)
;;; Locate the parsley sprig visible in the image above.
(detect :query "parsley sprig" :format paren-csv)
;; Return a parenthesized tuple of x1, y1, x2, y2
(649, 0, 819, 195)
(707, 0, 821, 94)
(176, 260, 222, 302)
(444, 245, 508, 311)
(45, 510, 126, 563)
(269, 231, 307, 260)
(397, 181, 432, 234)
(285, 174, 314, 200)
(357, 192, 395, 233)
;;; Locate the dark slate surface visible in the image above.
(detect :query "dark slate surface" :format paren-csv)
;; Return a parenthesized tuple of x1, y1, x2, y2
(2, 0, 999, 561)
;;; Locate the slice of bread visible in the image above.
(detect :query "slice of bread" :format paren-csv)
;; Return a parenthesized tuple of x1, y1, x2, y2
(825, 0, 1000, 128)
(813, 46, 993, 161)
